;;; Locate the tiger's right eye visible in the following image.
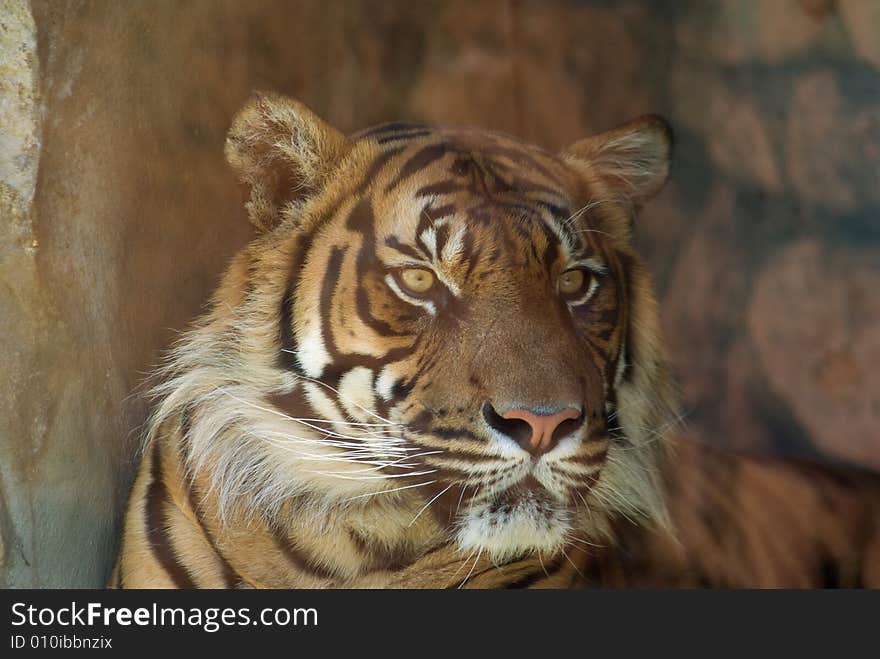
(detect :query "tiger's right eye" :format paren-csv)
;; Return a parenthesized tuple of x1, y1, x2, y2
(398, 268, 436, 295)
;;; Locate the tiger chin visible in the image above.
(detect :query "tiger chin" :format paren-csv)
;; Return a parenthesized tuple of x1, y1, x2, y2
(111, 93, 880, 589)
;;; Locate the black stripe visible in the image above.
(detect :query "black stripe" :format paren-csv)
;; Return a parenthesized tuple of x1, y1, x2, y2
(414, 206, 437, 259)
(348, 528, 411, 571)
(536, 216, 562, 270)
(416, 180, 467, 198)
(270, 521, 337, 581)
(506, 176, 569, 200)
(319, 244, 417, 382)
(177, 423, 242, 589)
(389, 378, 415, 402)
(377, 129, 433, 144)
(506, 555, 567, 589)
(356, 146, 406, 194)
(434, 223, 451, 257)
(183, 480, 241, 589)
(145, 442, 198, 589)
(476, 144, 564, 187)
(428, 449, 500, 464)
(617, 251, 636, 383)
(569, 446, 608, 466)
(463, 235, 480, 282)
(452, 553, 565, 589)
(279, 229, 318, 373)
(385, 236, 424, 260)
(353, 121, 429, 139)
(320, 246, 347, 366)
(347, 200, 410, 337)
(540, 201, 574, 228)
(279, 149, 405, 373)
(426, 426, 484, 442)
(114, 519, 126, 589)
(385, 143, 452, 193)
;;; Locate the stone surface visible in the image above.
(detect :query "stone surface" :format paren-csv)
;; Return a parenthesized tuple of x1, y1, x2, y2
(406, 0, 519, 135)
(511, 2, 668, 147)
(656, 0, 880, 468)
(0, 0, 45, 587)
(0, 0, 40, 209)
(674, 0, 836, 64)
(658, 184, 778, 454)
(785, 71, 880, 211)
(839, 0, 880, 69)
(671, 63, 782, 191)
(749, 240, 880, 469)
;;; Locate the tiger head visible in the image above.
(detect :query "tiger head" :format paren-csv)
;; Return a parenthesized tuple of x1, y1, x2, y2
(162, 93, 679, 564)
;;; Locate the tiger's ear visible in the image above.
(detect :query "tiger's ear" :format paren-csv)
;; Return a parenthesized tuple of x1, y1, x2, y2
(561, 115, 672, 205)
(225, 92, 350, 232)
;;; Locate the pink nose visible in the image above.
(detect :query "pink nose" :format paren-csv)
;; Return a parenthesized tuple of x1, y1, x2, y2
(501, 407, 582, 457)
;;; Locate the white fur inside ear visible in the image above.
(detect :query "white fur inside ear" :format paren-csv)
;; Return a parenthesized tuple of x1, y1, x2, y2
(563, 116, 671, 202)
(224, 92, 348, 232)
(598, 131, 669, 197)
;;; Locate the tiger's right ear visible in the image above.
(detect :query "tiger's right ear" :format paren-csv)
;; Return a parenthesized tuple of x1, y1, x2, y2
(561, 115, 673, 206)
(225, 92, 350, 232)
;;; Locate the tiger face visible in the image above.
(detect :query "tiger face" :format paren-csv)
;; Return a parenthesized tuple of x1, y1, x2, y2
(196, 93, 678, 563)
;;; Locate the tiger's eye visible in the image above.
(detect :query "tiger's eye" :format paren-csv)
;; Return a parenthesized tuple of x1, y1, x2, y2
(399, 268, 436, 294)
(559, 269, 586, 295)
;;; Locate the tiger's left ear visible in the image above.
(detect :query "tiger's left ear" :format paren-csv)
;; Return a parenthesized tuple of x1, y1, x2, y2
(561, 115, 673, 204)
(225, 92, 351, 232)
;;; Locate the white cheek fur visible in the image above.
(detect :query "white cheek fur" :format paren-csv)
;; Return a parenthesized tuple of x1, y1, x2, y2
(296, 327, 331, 378)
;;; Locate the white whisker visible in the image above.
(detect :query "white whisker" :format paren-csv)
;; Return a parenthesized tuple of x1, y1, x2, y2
(218, 387, 409, 446)
(258, 429, 413, 454)
(450, 548, 478, 583)
(407, 483, 454, 527)
(538, 552, 550, 579)
(254, 441, 416, 469)
(561, 547, 585, 580)
(291, 371, 404, 427)
(341, 480, 437, 503)
(301, 468, 437, 481)
(567, 535, 604, 549)
(455, 483, 469, 517)
(458, 549, 483, 589)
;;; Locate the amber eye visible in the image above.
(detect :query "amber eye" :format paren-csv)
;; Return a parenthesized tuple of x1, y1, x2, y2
(558, 269, 587, 296)
(398, 268, 436, 295)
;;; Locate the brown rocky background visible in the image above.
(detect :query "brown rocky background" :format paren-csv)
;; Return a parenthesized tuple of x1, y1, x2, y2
(1, 0, 877, 587)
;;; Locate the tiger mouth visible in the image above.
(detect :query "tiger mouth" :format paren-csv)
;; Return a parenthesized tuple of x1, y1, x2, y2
(452, 487, 576, 560)
(416, 444, 603, 517)
(479, 477, 568, 518)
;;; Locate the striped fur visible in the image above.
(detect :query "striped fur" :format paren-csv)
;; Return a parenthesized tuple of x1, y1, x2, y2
(110, 94, 879, 589)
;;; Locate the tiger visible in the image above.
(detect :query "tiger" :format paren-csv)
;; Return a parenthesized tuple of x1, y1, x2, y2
(110, 92, 880, 589)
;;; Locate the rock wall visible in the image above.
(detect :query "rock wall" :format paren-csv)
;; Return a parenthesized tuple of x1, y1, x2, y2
(0, 0, 877, 587)
(653, 0, 880, 467)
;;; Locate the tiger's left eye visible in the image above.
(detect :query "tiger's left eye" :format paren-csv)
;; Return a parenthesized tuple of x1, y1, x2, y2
(399, 268, 436, 294)
(558, 269, 586, 296)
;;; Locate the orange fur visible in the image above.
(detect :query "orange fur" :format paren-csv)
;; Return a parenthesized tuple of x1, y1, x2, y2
(112, 94, 879, 589)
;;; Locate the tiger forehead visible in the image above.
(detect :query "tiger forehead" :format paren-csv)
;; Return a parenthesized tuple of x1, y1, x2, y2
(355, 122, 573, 192)
(354, 126, 583, 263)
